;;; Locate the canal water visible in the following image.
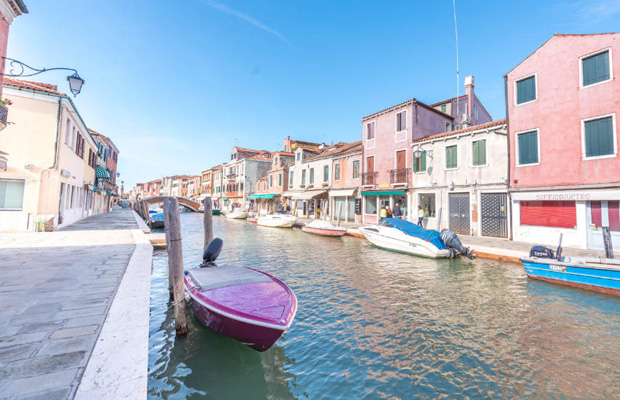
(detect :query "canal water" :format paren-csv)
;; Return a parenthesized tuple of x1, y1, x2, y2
(148, 213, 620, 399)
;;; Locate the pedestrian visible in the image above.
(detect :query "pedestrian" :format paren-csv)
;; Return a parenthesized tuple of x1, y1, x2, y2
(379, 206, 387, 223)
(417, 205, 424, 227)
(393, 203, 401, 219)
(386, 205, 393, 218)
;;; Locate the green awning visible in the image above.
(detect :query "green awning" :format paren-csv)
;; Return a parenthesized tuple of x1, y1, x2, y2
(95, 166, 110, 179)
(248, 194, 278, 199)
(361, 190, 405, 196)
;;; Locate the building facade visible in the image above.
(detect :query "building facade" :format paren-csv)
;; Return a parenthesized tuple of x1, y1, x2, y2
(507, 33, 620, 250)
(329, 141, 363, 223)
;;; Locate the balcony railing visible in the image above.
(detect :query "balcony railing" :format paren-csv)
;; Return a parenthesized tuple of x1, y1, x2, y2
(0, 103, 7, 131)
(362, 172, 377, 186)
(227, 174, 237, 180)
(390, 168, 410, 185)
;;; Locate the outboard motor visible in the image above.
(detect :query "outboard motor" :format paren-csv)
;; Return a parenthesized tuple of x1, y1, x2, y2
(529, 245, 554, 258)
(440, 229, 475, 259)
(200, 238, 223, 267)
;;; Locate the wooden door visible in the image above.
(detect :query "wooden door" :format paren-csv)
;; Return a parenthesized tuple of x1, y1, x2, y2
(366, 156, 374, 173)
(396, 150, 406, 170)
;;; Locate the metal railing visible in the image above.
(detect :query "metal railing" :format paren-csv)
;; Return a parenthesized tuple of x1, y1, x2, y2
(390, 168, 410, 185)
(362, 172, 377, 186)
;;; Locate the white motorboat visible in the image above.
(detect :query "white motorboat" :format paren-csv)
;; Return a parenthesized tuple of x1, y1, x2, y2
(257, 212, 296, 228)
(301, 220, 347, 237)
(358, 218, 474, 259)
(225, 211, 248, 219)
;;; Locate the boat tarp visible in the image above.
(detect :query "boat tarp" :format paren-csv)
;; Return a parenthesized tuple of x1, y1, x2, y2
(383, 218, 446, 249)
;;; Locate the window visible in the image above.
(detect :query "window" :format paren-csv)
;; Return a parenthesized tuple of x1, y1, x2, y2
(302, 170, 306, 185)
(364, 196, 377, 215)
(419, 193, 436, 218)
(472, 140, 486, 166)
(584, 116, 614, 158)
(352, 160, 360, 179)
(323, 165, 329, 182)
(396, 111, 407, 131)
(296, 152, 301, 161)
(521, 201, 576, 228)
(413, 151, 426, 173)
(309, 168, 314, 184)
(445, 122, 451, 132)
(290, 171, 294, 185)
(263, 181, 266, 190)
(279, 173, 282, 186)
(441, 104, 447, 113)
(474, 104, 478, 120)
(71, 127, 76, 150)
(516, 75, 536, 104)
(240, 182, 243, 191)
(582, 50, 610, 87)
(0, 179, 25, 210)
(517, 130, 539, 165)
(366, 122, 375, 140)
(335, 163, 340, 180)
(445, 145, 457, 169)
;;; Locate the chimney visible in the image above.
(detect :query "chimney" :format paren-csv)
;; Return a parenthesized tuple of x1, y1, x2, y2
(465, 75, 475, 125)
(284, 136, 291, 152)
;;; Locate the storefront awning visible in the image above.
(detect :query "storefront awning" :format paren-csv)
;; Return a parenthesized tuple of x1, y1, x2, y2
(361, 190, 405, 196)
(95, 166, 110, 179)
(248, 193, 279, 199)
(288, 190, 327, 200)
(329, 189, 356, 197)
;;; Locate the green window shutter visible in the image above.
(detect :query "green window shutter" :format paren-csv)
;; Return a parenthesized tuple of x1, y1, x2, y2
(310, 169, 314, 184)
(279, 173, 282, 186)
(585, 116, 614, 157)
(421, 151, 426, 171)
(518, 131, 538, 164)
(473, 140, 486, 166)
(446, 146, 457, 168)
(583, 51, 610, 86)
(516, 76, 536, 104)
(413, 157, 419, 173)
(324, 165, 329, 181)
(441, 104, 446, 113)
(270, 175, 273, 187)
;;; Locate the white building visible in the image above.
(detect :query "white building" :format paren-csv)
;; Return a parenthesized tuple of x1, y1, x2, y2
(408, 119, 509, 237)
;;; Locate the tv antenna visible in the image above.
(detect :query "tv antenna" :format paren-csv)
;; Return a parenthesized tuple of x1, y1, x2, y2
(453, 0, 460, 125)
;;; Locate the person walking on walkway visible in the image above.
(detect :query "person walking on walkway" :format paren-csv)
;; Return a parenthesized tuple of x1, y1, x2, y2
(386, 206, 393, 219)
(379, 206, 387, 223)
(417, 205, 425, 227)
(393, 203, 401, 219)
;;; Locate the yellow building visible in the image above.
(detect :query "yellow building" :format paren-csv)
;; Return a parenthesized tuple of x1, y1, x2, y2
(0, 77, 99, 231)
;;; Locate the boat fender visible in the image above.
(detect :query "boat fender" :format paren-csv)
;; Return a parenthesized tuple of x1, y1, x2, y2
(201, 238, 223, 267)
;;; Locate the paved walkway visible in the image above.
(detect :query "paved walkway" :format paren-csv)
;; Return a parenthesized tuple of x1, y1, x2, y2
(0, 208, 146, 400)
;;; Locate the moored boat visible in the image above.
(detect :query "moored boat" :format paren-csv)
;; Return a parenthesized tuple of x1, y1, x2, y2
(358, 218, 475, 259)
(212, 209, 221, 216)
(521, 240, 620, 296)
(302, 220, 346, 237)
(247, 217, 258, 223)
(225, 210, 248, 219)
(257, 212, 296, 228)
(148, 208, 164, 229)
(184, 239, 297, 351)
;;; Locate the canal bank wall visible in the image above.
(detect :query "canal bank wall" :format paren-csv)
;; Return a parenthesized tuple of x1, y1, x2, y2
(0, 208, 151, 400)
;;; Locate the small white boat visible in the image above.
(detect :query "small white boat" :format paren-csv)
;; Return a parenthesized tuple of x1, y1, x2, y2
(302, 220, 347, 237)
(225, 211, 248, 219)
(358, 218, 474, 259)
(257, 212, 296, 228)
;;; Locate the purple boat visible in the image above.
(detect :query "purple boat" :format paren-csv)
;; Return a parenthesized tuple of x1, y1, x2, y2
(183, 238, 297, 351)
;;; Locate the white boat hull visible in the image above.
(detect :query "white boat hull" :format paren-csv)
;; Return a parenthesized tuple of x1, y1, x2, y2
(257, 215, 296, 228)
(226, 212, 248, 219)
(359, 226, 450, 258)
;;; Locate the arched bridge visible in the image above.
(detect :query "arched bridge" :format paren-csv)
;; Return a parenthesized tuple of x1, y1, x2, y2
(141, 196, 202, 212)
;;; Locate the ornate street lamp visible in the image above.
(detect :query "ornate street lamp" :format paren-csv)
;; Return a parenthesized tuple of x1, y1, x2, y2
(2, 57, 85, 96)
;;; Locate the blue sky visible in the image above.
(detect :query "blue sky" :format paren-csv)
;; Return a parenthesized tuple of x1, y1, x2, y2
(7, 0, 620, 189)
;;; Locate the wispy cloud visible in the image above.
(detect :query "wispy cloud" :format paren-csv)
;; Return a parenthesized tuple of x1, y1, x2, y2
(199, 0, 292, 46)
(558, 0, 620, 24)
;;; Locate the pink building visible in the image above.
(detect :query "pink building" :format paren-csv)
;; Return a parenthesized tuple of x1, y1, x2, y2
(361, 76, 492, 224)
(507, 33, 620, 250)
(329, 141, 362, 223)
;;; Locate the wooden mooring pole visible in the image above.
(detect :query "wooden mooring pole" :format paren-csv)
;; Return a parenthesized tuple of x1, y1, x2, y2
(163, 197, 188, 335)
(163, 199, 174, 298)
(203, 197, 213, 250)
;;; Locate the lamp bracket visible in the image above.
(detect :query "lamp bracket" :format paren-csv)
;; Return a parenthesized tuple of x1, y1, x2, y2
(1, 57, 78, 78)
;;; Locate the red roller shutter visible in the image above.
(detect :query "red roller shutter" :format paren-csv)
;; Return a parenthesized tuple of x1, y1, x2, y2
(521, 201, 577, 228)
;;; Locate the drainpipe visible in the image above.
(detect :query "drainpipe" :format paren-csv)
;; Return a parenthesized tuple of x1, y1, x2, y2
(51, 96, 62, 168)
(504, 74, 513, 240)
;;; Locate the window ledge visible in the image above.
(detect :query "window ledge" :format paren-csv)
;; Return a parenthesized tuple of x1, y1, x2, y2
(515, 162, 540, 167)
(514, 99, 537, 107)
(583, 153, 617, 161)
(444, 167, 458, 171)
(471, 164, 488, 168)
(580, 78, 612, 89)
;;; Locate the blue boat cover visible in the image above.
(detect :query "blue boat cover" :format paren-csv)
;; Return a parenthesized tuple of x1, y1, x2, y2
(383, 218, 446, 249)
(151, 212, 164, 222)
